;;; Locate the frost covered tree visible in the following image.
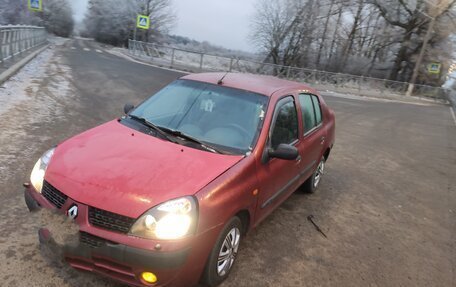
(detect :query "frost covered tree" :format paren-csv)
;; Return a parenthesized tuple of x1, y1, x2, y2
(41, 0, 74, 37)
(137, 0, 176, 41)
(84, 0, 137, 46)
(0, 0, 39, 25)
(0, 0, 74, 37)
(84, 0, 176, 46)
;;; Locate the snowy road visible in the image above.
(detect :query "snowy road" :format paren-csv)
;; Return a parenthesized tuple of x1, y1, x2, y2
(0, 38, 455, 287)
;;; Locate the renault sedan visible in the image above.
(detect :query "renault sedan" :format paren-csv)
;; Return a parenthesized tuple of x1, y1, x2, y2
(24, 72, 335, 287)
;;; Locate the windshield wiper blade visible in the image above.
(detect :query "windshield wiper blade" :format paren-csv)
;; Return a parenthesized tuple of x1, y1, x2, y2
(161, 128, 224, 154)
(128, 115, 178, 144)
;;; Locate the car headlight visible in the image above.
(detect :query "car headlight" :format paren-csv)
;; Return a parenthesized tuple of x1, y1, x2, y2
(30, 148, 55, 193)
(129, 196, 198, 240)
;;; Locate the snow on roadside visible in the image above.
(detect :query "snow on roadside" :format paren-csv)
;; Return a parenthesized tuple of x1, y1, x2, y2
(0, 37, 75, 180)
(0, 37, 71, 116)
(0, 48, 52, 115)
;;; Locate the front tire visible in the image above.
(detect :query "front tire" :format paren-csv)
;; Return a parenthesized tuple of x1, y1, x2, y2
(302, 157, 325, 193)
(201, 216, 242, 287)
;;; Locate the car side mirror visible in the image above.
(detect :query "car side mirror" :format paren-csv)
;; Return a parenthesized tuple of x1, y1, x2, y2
(268, 144, 299, 160)
(124, 103, 134, 114)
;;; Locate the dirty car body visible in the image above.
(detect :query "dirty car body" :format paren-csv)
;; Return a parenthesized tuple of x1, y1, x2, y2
(24, 73, 336, 287)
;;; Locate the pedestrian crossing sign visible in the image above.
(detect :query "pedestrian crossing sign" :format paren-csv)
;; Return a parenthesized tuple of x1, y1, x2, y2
(137, 15, 150, 30)
(28, 0, 42, 12)
(427, 62, 441, 74)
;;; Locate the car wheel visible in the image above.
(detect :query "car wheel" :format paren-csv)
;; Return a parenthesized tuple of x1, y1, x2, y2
(201, 216, 242, 287)
(303, 157, 325, 193)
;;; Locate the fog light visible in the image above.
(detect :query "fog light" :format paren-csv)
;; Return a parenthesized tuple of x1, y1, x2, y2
(141, 271, 157, 284)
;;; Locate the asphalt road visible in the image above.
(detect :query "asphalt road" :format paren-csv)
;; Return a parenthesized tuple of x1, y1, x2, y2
(0, 38, 455, 287)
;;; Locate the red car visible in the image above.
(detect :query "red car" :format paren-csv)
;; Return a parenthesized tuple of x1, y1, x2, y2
(24, 73, 335, 287)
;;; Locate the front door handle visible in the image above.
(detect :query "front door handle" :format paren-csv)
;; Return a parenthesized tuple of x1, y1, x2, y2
(296, 155, 302, 164)
(320, 136, 326, 144)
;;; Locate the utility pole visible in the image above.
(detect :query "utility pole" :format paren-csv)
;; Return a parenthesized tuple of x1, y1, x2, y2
(405, 16, 436, 97)
(145, 0, 150, 42)
(405, 0, 442, 97)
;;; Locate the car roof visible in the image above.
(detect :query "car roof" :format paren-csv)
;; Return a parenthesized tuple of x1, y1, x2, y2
(180, 73, 317, 97)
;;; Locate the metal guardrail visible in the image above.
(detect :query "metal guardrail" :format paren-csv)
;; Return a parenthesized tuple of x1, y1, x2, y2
(129, 40, 450, 103)
(0, 25, 47, 64)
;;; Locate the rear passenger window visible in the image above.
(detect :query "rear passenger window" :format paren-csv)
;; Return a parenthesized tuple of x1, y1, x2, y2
(312, 96, 322, 125)
(299, 94, 316, 133)
(298, 94, 322, 134)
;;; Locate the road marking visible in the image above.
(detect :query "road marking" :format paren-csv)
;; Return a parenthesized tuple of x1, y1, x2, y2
(78, 39, 89, 49)
(104, 49, 188, 74)
(83, 48, 90, 52)
(96, 49, 102, 53)
(450, 107, 456, 127)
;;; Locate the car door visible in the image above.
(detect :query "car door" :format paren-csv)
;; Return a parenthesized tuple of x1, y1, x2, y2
(255, 96, 302, 223)
(295, 93, 327, 184)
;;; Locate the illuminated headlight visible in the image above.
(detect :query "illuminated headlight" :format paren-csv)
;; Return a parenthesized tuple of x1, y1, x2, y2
(129, 197, 198, 240)
(30, 148, 55, 193)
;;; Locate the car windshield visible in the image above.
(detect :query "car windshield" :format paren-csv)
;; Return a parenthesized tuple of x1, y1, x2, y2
(130, 79, 268, 154)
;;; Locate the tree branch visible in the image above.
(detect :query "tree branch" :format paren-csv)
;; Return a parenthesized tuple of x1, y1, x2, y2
(369, 0, 408, 28)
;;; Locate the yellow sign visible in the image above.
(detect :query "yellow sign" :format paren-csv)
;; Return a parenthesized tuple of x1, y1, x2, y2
(137, 15, 150, 30)
(427, 63, 441, 74)
(28, 0, 42, 12)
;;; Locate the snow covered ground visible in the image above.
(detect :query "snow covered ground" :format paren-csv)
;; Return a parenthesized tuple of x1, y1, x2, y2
(0, 37, 75, 180)
(0, 37, 71, 116)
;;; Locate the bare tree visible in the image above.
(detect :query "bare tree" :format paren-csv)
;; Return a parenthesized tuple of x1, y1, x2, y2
(250, 0, 301, 66)
(338, 0, 365, 71)
(370, 0, 456, 82)
(250, 0, 455, 85)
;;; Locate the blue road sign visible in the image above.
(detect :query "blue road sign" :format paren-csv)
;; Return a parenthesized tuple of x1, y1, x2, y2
(137, 15, 150, 30)
(28, 0, 42, 11)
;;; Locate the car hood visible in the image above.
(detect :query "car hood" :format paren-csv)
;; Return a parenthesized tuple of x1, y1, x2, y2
(45, 120, 243, 218)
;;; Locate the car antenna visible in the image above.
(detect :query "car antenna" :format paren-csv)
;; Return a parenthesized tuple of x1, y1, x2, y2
(217, 72, 229, 85)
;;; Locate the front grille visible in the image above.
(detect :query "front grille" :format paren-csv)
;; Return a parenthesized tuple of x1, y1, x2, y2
(88, 206, 135, 234)
(42, 181, 68, 209)
(79, 231, 116, 248)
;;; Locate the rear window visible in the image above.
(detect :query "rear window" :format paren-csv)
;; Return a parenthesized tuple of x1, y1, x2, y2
(298, 94, 322, 134)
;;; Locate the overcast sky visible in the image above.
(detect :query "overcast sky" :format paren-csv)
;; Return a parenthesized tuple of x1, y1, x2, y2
(70, 0, 88, 23)
(70, 0, 257, 52)
(172, 0, 256, 51)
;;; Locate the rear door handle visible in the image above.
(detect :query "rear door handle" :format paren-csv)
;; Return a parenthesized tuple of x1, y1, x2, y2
(320, 136, 326, 144)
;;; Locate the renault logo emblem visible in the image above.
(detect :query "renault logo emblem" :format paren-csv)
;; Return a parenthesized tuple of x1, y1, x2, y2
(67, 204, 78, 220)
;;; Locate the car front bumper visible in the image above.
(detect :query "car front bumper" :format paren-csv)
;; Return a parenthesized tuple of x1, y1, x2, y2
(24, 186, 206, 287)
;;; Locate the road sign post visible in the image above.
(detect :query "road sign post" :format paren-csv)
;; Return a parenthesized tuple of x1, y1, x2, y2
(28, 0, 42, 12)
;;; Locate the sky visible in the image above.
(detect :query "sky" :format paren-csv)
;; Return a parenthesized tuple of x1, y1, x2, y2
(171, 0, 257, 51)
(70, 0, 257, 52)
(70, 0, 89, 23)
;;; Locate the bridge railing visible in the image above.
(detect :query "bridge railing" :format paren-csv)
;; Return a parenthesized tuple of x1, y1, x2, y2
(128, 40, 450, 103)
(0, 25, 47, 64)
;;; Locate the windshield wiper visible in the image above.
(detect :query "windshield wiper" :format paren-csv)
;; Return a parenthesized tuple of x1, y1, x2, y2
(128, 115, 223, 154)
(128, 115, 178, 144)
(160, 128, 224, 154)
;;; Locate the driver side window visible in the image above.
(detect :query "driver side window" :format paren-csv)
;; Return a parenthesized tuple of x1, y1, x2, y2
(270, 98, 298, 149)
